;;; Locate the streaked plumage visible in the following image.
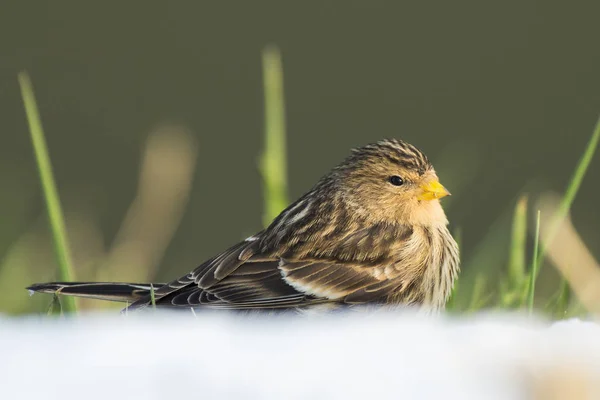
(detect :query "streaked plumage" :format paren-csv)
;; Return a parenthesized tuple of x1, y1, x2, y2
(28, 139, 460, 313)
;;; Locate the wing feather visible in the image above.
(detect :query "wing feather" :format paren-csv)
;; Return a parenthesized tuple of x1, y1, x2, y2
(126, 224, 417, 311)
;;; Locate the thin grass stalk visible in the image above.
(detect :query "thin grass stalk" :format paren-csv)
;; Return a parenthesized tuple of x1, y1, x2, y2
(527, 210, 541, 313)
(260, 46, 289, 227)
(508, 195, 528, 287)
(537, 117, 600, 265)
(150, 283, 157, 310)
(537, 116, 600, 310)
(496, 197, 528, 308)
(554, 280, 571, 318)
(18, 72, 77, 313)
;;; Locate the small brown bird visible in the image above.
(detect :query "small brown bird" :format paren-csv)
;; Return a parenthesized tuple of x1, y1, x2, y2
(28, 139, 459, 313)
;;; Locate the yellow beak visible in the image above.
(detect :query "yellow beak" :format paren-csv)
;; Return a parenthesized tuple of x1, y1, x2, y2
(418, 180, 451, 201)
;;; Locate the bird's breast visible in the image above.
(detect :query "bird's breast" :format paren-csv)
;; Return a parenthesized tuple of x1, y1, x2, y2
(383, 225, 459, 311)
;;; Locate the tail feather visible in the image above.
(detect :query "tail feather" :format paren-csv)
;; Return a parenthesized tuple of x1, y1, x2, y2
(27, 282, 165, 303)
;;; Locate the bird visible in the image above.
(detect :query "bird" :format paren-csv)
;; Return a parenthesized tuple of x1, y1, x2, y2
(28, 138, 459, 313)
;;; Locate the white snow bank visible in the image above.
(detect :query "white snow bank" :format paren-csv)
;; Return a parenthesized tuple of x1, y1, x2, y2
(1, 311, 599, 399)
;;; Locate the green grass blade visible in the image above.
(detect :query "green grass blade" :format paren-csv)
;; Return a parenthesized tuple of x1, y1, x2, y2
(538, 116, 600, 269)
(535, 116, 600, 312)
(526, 210, 541, 313)
(508, 195, 528, 286)
(554, 280, 571, 318)
(558, 116, 600, 222)
(150, 284, 157, 310)
(18, 72, 77, 313)
(260, 46, 289, 227)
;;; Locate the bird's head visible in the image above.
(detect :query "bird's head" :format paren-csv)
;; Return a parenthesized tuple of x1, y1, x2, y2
(333, 139, 451, 227)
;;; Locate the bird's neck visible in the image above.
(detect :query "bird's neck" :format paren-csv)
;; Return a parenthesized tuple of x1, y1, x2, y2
(403, 200, 449, 227)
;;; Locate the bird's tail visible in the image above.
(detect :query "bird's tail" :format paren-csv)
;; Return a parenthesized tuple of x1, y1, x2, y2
(26, 282, 165, 303)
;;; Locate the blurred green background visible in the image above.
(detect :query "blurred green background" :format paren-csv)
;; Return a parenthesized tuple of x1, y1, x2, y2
(1, 1, 599, 314)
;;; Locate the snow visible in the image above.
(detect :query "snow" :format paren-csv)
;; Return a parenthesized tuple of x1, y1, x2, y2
(1, 311, 599, 399)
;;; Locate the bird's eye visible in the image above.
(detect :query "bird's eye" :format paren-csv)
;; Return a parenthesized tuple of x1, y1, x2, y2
(389, 176, 404, 186)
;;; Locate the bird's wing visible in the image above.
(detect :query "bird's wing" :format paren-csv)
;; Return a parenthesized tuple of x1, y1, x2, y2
(126, 235, 407, 311)
(279, 260, 405, 304)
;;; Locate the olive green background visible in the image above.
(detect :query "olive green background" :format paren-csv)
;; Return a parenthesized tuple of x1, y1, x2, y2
(1, 1, 599, 313)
